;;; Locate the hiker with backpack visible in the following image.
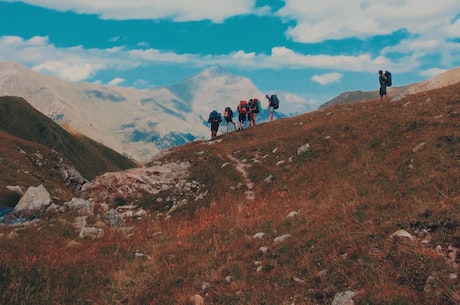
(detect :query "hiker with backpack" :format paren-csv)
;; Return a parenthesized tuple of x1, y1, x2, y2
(207, 110, 222, 138)
(265, 94, 279, 121)
(223, 106, 236, 133)
(247, 99, 255, 128)
(237, 100, 248, 130)
(378, 70, 391, 102)
(248, 98, 260, 126)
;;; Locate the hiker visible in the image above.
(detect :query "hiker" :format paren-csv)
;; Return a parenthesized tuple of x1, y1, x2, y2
(223, 106, 236, 133)
(248, 98, 259, 126)
(237, 100, 248, 130)
(247, 99, 254, 128)
(207, 110, 222, 138)
(378, 70, 388, 102)
(265, 94, 279, 121)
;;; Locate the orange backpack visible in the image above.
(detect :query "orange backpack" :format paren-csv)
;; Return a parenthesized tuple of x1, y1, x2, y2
(238, 100, 248, 114)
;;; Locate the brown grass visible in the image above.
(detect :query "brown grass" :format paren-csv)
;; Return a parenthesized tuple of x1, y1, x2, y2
(1, 83, 460, 304)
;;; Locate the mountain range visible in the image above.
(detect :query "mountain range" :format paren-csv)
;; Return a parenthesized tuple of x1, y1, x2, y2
(0, 62, 316, 163)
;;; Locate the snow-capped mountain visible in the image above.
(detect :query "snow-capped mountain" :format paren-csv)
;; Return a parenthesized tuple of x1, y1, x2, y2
(0, 61, 314, 162)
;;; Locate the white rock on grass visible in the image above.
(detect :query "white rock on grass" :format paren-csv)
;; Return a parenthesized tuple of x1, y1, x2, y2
(273, 234, 291, 245)
(391, 229, 415, 241)
(332, 291, 358, 305)
(253, 232, 265, 239)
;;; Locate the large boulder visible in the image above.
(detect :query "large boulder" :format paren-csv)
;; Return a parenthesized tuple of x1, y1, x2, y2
(12, 184, 51, 217)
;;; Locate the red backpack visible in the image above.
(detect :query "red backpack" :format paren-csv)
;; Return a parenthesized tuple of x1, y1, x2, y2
(238, 100, 248, 114)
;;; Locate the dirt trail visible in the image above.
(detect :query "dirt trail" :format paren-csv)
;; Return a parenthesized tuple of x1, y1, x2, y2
(226, 154, 255, 200)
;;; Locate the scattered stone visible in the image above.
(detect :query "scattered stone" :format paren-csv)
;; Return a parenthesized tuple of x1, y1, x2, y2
(253, 232, 265, 239)
(259, 246, 269, 255)
(103, 209, 125, 227)
(79, 226, 104, 239)
(287, 211, 298, 218)
(412, 142, 426, 152)
(332, 291, 357, 305)
(273, 234, 291, 245)
(391, 229, 414, 241)
(64, 198, 94, 216)
(13, 185, 51, 217)
(297, 143, 311, 156)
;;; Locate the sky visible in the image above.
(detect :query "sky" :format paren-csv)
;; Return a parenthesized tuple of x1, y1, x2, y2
(1, 0, 460, 108)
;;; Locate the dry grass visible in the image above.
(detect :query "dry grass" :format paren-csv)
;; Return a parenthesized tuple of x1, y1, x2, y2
(1, 83, 460, 304)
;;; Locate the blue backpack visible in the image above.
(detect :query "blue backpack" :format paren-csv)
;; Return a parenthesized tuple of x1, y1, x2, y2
(271, 95, 279, 109)
(384, 71, 392, 86)
(208, 110, 222, 123)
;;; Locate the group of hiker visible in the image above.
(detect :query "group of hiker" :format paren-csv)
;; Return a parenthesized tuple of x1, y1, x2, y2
(207, 94, 280, 138)
(208, 69, 391, 138)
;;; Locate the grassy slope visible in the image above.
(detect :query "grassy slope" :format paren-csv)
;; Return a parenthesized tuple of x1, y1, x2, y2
(0, 96, 137, 180)
(0, 84, 459, 304)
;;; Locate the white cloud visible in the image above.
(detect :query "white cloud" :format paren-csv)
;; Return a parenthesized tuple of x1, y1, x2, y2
(278, 0, 460, 43)
(32, 61, 98, 82)
(10, 0, 262, 22)
(107, 77, 125, 86)
(311, 73, 342, 85)
(0, 35, 416, 84)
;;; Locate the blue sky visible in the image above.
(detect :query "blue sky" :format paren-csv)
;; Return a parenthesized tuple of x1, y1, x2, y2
(1, 0, 460, 108)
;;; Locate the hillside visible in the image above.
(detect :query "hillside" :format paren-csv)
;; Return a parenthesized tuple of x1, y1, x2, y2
(320, 66, 460, 109)
(0, 96, 136, 205)
(0, 82, 459, 304)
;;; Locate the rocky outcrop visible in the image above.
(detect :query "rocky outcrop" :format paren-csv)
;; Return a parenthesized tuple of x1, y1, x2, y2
(81, 161, 206, 213)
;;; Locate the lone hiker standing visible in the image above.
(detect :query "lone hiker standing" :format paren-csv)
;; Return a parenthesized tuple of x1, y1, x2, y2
(265, 94, 279, 121)
(378, 70, 388, 102)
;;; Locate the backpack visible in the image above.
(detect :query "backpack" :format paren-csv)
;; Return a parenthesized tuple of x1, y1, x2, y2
(208, 110, 222, 123)
(238, 100, 248, 114)
(384, 71, 392, 87)
(224, 107, 233, 118)
(270, 95, 279, 109)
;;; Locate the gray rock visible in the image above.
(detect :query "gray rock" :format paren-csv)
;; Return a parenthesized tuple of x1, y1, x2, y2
(64, 198, 94, 216)
(102, 209, 125, 227)
(13, 184, 51, 217)
(79, 226, 104, 239)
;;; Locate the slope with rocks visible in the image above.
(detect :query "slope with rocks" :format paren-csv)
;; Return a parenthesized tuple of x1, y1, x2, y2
(0, 82, 459, 304)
